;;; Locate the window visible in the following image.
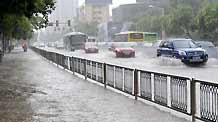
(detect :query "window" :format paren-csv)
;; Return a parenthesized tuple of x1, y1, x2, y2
(130, 33, 143, 39)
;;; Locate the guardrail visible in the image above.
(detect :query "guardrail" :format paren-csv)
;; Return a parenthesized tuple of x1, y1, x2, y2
(31, 47, 218, 122)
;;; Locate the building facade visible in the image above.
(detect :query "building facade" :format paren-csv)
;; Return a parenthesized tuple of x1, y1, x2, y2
(83, 0, 111, 24)
(84, 4, 110, 24)
(49, 0, 79, 23)
(136, 0, 170, 8)
(112, 3, 148, 23)
(112, 2, 166, 34)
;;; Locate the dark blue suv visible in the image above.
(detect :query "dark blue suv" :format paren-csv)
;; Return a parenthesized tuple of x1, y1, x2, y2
(157, 38, 208, 64)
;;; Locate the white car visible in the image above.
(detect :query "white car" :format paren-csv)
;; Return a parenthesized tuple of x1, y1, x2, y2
(55, 41, 64, 49)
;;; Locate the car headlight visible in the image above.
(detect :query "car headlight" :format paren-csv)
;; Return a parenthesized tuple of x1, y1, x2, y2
(178, 51, 186, 56)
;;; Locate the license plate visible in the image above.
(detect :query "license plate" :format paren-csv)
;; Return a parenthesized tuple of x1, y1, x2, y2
(192, 56, 201, 60)
(124, 51, 131, 55)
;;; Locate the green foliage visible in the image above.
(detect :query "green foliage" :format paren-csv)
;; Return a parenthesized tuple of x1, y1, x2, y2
(167, 5, 194, 37)
(132, 4, 194, 37)
(134, 16, 162, 33)
(75, 21, 98, 36)
(2, 14, 33, 39)
(131, 0, 218, 41)
(0, 0, 55, 19)
(196, 3, 218, 41)
(0, 0, 55, 39)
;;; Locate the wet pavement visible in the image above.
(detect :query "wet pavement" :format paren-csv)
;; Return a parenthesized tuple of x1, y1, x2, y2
(0, 48, 190, 122)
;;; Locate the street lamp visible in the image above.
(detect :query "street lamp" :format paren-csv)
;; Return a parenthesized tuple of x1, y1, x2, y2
(148, 5, 166, 40)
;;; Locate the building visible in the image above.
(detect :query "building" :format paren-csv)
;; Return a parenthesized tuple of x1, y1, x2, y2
(98, 21, 123, 42)
(112, 3, 148, 23)
(112, 2, 166, 33)
(49, 0, 79, 23)
(84, 0, 112, 24)
(136, 0, 170, 8)
(84, 4, 110, 24)
(78, 5, 86, 23)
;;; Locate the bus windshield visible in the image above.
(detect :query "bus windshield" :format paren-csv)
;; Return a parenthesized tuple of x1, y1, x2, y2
(69, 35, 86, 42)
(144, 33, 158, 42)
(130, 33, 143, 39)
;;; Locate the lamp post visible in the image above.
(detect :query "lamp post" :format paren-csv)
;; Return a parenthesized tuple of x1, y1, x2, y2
(148, 5, 166, 40)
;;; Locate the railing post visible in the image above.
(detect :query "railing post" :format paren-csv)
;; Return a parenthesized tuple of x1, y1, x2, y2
(134, 69, 138, 100)
(151, 73, 155, 101)
(167, 76, 172, 107)
(103, 63, 107, 88)
(72, 57, 75, 75)
(84, 59, 87, 80)
(67, 57, 70, 70)
(191, 78, 196, 122)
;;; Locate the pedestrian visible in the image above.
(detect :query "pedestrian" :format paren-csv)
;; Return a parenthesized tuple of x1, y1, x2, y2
(22, 42, 28, 52)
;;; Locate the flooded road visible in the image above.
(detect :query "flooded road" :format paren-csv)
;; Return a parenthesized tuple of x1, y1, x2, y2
(44, 47, 218, 82)
(0, 48, 190, 121)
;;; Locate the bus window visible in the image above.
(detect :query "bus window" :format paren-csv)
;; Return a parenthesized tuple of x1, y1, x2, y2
(130, 33, 143, 39)
(144, 33, 158, 42)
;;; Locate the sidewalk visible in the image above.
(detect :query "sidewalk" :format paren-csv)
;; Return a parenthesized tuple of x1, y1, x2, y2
(0, 48, 190, 122)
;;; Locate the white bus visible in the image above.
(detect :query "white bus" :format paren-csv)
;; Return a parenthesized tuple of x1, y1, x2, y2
(63, 32, 87, 51)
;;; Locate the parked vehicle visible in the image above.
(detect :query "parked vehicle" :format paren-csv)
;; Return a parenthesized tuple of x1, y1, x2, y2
(115, 47, 135, 58)
(55, 40, 64, 49)
(47, 42, 55, 47)
(195, 41, 218, 58)
(38, 43, 45, 47)
(195, 41, 215, 48)
(157, 38, 208, 64)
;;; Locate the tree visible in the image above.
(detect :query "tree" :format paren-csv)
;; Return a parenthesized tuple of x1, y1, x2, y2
(0, 0, 55, 39)
(196, 3, 218, 42)
(131, 15, 162, 33)
(75, 21, 98, 36)
(165, 5, 194, 37)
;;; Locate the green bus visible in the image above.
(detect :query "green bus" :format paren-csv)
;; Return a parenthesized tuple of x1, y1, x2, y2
(143, 32, 158, 42)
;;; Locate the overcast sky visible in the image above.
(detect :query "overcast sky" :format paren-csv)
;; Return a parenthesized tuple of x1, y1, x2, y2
(79, 0, 136, 8)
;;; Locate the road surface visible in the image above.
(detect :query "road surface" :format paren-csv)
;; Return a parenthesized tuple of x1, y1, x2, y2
(0, 47, 190, 122)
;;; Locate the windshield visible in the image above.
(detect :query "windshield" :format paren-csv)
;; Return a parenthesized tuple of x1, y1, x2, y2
(130, 33, 143, 39)
(69, 35, 86, 42)
(173, 40, 197, 48)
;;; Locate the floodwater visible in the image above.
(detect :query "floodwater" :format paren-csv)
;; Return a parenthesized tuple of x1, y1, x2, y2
(0, 48, 190, 122)
(44, 47, 218, 82)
